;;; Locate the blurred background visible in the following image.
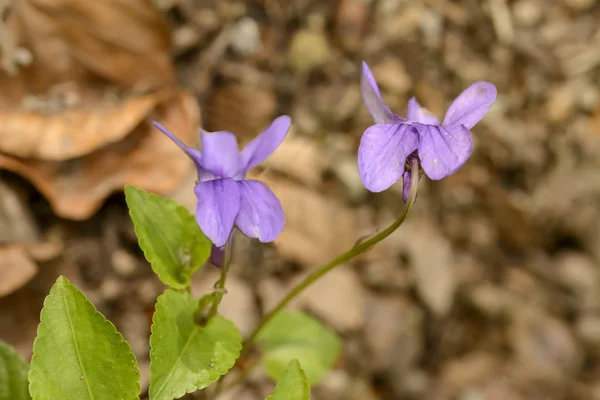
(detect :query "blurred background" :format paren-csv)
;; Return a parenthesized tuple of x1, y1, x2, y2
(1, 0, 600, 398)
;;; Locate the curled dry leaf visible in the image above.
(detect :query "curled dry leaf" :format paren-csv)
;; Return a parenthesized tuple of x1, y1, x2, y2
(0, 244, 38, 297)
(4, 0, 173, 91)
(0, 91, 173, 160)
(0, 89, 200, 220)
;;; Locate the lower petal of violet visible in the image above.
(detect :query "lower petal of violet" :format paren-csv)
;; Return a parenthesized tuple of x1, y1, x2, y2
(235, 180, 284, 243)
(413, 123, 472, 180)
(194, 178, 241, 247)
(357, 124, 420, 192)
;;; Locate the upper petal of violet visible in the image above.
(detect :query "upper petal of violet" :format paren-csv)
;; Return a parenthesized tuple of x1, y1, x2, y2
(358, 123, 420, 192)
(152, 122, 203, 170)
(240, 116, 291, 171)
(413, 123, 472, 180)
(406, 97, 441, 125)
(235, 180, 284, 243)
(200, 131, 243, 178)
(194, 178, 241, 247)
(442, 82, 497, 129)
(361, 61, 403, 124)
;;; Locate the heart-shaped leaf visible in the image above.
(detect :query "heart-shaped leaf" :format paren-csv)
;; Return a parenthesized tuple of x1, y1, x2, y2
(149, 289, 242, 400)
(256, 311, 341, 386)
(265, 359, 310, 400)
(28, 276, 139, 400)
(125, 185, 211, 289)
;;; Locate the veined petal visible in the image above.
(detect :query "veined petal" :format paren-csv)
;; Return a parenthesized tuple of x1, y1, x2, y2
(407, 98, 441, 125)
(413, 123, 472, 180)
(358, 124, 420, 192)
(235, 180, 284, 242)
(200, 131, 243, 178)
(241, 116, 291, 171)
(152, 122, 203, 168)
(361, 61, 402, 124)
(442, 82, 497, 129)
(194, 178, 240, 247)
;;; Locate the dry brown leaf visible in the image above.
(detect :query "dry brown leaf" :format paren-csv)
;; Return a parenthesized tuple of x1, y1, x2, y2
(9, 0, 173, 90)
(0, 89, 200, 220)
(392, 217, 456, 316)
(0, 91, 174, 160)
(291, 266, 365, 333)
(250, 172, 356, 266)
(0, 244, 38, 297)
(260, 134, 329, 187)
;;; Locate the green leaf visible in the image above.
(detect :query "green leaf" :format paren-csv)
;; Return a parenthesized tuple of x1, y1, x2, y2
(149, 289, 242, 400)
(0, 339, 31, 400)
(256, 311, 341, 386)
(28, 276, 140, 400)
(265, 359, 310, 400)
(125, 185, 212, 289)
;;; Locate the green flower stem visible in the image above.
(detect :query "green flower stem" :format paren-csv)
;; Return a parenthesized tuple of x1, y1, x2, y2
(207, 240, 234, 319)
(241, 157, 421, 357)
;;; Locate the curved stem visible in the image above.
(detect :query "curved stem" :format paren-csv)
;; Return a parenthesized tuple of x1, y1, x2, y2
(241, 157, 421, 356)
(207, 240, 233, 319)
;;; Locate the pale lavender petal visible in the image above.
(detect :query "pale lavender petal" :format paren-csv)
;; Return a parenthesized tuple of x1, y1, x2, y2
(152, 122, 203, 168)
(361, 61, 402, 124)
(406, 98, 441, 125)
(358, 124, 420, 192)
(200, 131, 242, 178)
(235, 180, 284, 242)
(413, 123, 472, 180)
(442, 82, 497, 129)
(194, 178, 240, 247)
(241, 116, 291, 171)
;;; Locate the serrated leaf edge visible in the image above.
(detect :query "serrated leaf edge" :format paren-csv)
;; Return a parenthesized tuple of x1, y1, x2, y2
(28, 276, 141, 400)
(125, 185, 206, 289)
(149, 290, 242, 400)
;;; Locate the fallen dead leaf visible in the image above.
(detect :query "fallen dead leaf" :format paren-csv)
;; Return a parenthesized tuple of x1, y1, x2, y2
(3, 0, 173, 93)
(291, 266, 365, 333)
(392, 217, 456, 316)
(0, 91, 175, 160)
(0, 244, 38, 297)
(0, 89, 200, 219)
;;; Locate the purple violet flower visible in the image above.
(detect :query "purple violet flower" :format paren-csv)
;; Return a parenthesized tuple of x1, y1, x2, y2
(152, 116, 291, 247)
(359, 61, 497, 200)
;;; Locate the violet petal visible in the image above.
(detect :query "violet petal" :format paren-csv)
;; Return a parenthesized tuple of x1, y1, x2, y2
(358, 124, 420, 192)
(406, 97, 441, 125)
(235, 180, 284, 242)
(413, 123, 472, 180)
(200, 131, 243, 178)
(361, 61, 402, 124)
(194, 178, 241, 247)
(152, 122, 203, 169)
(442, 82, 497, 129)
(210, 244, 225, 267)
(241, 116, 291, 171)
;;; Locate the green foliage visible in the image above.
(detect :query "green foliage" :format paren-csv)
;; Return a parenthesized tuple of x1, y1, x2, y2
(265, 359, 310, 400)
(256, 311, 341, 386)
(28, 276, 139, 400)
(149, 289, 242, 400)
(125, 185, 211, 289)
(0, 339, 30, 400)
